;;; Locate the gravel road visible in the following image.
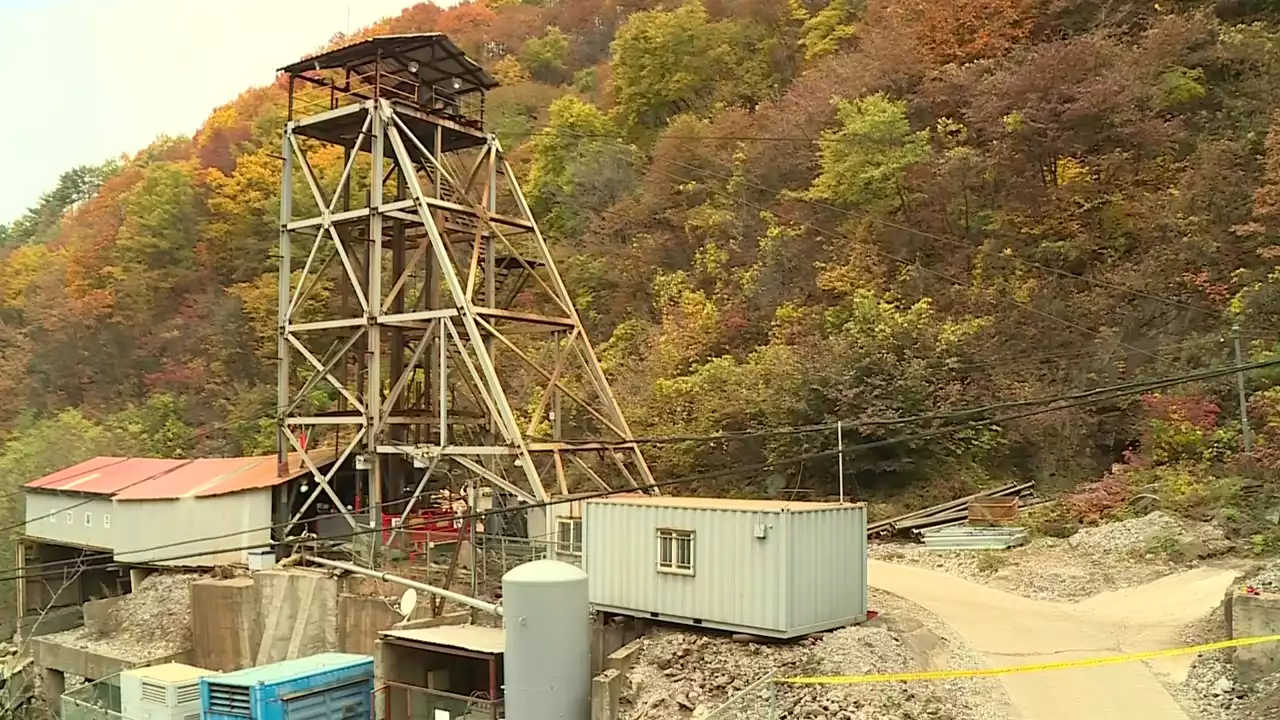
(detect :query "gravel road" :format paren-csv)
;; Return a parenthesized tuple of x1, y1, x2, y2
(869, 559, 1240, 720)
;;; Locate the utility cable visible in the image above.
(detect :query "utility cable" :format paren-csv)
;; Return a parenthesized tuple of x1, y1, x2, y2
(531, 357, 1280, 447)
(5, 355, 1277, 585)
(12, 355, 1273, 576)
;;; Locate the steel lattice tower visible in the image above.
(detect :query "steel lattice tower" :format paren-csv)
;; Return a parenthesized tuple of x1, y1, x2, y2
(274, 35, 656, 545)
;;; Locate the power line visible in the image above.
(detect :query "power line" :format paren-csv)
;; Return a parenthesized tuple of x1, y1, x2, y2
(533, 357, 1280, 447)
(0, 403, 284, 529)
(5, 355, 1276, 585)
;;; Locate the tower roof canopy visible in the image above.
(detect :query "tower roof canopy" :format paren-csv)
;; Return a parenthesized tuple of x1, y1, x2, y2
(279, 34, 498, 96)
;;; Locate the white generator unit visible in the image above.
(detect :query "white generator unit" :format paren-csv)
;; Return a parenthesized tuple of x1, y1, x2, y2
(120, 662, 218, 720)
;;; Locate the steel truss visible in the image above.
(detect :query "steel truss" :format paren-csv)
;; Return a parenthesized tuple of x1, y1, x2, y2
(276, 89, 656, 542)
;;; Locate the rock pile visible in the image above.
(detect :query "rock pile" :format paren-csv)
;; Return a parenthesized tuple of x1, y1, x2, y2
(50, 572, 203, 660)
(622, 598, 1009, 720)
(870, 511, 1232, 602)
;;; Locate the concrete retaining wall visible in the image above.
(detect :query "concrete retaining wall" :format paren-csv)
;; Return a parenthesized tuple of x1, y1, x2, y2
(191, 576, 259, 672)
(1231, 590, 1280, 683)
(253, 569, 340, 665)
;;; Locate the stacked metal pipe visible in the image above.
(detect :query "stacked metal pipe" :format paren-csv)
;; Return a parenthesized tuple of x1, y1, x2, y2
(867, 482, 1037, 539)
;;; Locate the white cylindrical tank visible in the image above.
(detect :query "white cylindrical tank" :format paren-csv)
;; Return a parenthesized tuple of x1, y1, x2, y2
(502, 559, 590, 720)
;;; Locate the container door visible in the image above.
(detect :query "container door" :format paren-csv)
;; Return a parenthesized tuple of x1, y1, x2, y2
(282, 680, 372, 720)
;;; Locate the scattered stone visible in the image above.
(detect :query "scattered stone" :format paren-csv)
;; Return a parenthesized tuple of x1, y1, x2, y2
(620, 590, 1011, 720)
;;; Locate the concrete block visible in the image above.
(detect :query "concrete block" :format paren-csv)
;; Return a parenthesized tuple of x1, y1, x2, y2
(252, 569, 338, 665)
(1231, 590, 1280, 684)
(82, 596, 124, 637)
(591, 668, 622, 720)
(42, 667, 64, 719)
(17, 606, 83, 642)
(591, 616, 647, 675)
(338, 594, 403, 656)
(192, 576, 258, 672)
(604, 638, 643, 675)
(31, 636, 190, 681)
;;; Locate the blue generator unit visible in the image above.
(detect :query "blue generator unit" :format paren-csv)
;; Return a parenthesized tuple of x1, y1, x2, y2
(200, 652, 374, 720)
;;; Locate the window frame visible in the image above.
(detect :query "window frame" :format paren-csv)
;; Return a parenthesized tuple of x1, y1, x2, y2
(556, 516, 583, 557)
(655, 528, 695, 576)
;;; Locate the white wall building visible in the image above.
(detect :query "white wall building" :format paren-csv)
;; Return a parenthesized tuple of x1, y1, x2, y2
(582, 495, 868, 639)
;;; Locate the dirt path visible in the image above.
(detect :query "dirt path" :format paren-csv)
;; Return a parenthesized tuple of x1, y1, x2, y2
(868, 560, 1240, 720)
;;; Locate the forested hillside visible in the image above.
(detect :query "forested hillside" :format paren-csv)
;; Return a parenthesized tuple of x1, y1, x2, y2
(5, 0, 1280, 513)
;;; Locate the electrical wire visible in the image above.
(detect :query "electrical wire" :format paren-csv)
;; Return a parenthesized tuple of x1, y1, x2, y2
(531, 357, 1280, 447)
(4, 355, 1276, 585)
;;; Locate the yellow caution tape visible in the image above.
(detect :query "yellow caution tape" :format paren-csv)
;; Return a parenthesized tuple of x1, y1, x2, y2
(775, 634, 1280, 685)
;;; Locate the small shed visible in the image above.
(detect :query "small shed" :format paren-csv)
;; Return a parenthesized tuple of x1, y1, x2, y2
(583, 496, 868, 639)
(376, 624, 505, 719)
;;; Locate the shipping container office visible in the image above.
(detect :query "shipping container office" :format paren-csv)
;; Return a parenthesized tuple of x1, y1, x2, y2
(583, 496, 869, 639)
(200, 652, 374, 720)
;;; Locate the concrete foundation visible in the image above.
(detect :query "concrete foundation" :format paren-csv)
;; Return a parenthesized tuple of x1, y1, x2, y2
(16, 606, 83, 643)
(82, 596, 125, 637)
(191, 576, 258, 672)
(252, 569, 339, 665)
(1230, 590, 1280, 683)
(31, 636, 190, 681)
(41, 666, 64, 717)
(339, 594, 410, 656)
(590, 615, 648, 675)
(591, 668, 622, 720)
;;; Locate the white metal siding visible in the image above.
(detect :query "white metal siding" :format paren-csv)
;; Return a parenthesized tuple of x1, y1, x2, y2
(111, 490, 274, 566)
(584, 501, 791, 633)
(786, 506, 868, 632)
(24, 492, 116, 550)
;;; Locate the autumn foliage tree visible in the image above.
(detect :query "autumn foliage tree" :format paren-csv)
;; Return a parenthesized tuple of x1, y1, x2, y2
(5, 0, 1280, 506)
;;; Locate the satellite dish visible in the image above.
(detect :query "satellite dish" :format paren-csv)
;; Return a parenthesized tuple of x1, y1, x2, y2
(398, 588, 418, 618)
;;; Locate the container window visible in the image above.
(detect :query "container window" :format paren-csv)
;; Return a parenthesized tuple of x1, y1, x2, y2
(556, 517, 583, 555)
(656, 529, 695, 575)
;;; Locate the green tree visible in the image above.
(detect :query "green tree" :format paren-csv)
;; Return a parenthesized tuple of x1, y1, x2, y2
(106, 393, 197, 459)
(806, 93, 931, 213)
(791, 0, 862, 61)
(3, 161, 121, 246)
(526, 96, 636, 236)
(519, 27, 572, 84)
(609, 0, 778, 130)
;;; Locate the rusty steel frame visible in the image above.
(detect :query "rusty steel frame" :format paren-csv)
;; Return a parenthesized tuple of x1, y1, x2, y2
(276, 71, 656, 549)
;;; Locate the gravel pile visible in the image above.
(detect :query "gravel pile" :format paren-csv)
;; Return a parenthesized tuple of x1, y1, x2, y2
(50, 572, 203, 660)
(622, 590, 1012, 720)
(1067, 511, 1197, 557)
(869, 512, 1231, 602)
(1241, 563, 1280, 594)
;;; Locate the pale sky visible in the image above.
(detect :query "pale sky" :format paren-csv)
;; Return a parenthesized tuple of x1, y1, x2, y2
(0, 0, 433, 223)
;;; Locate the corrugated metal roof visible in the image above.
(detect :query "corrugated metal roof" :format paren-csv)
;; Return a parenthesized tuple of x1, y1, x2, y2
(27, 451, 336, 500)
(113, 457, 262, 500)
(380, 624, 505, 654)
(24, 457, 190, 496)
(587, 495, 865, 512)
(210, 652, 372, 687)
(279, 34, 497, 93)
(24, 456, 128, 490)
